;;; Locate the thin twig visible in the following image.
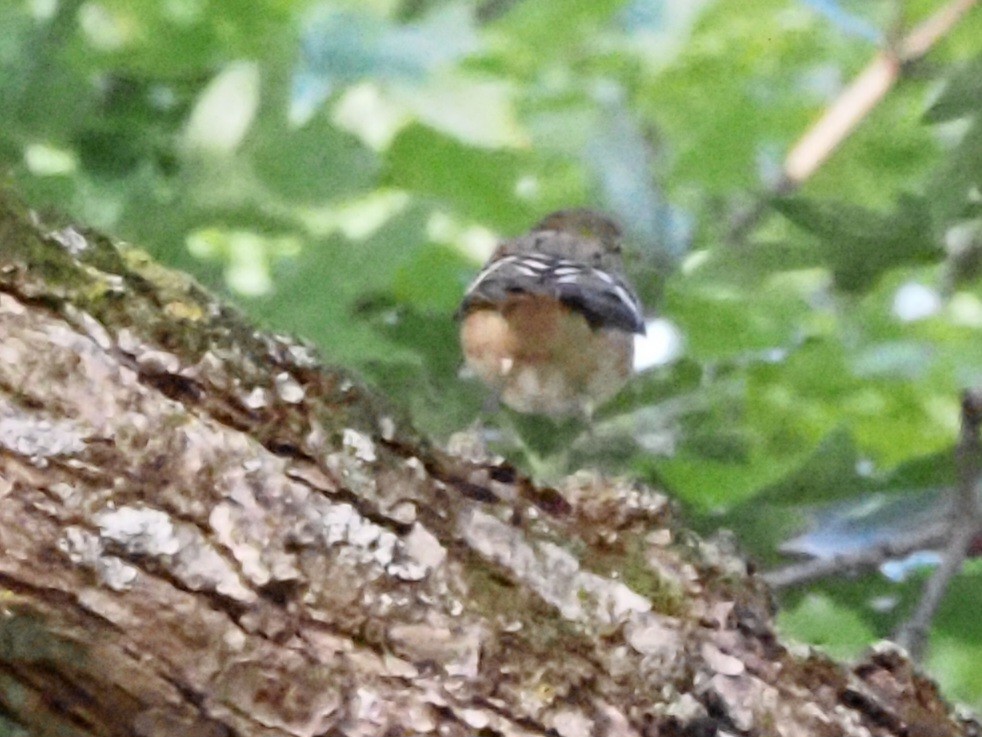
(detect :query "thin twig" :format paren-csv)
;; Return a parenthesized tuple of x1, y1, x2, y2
(783, 54, 900, 185)
(762, 522, 949, 590)
(900, 0, 978, 59)
(727, 0, 979, 244)
(894, 390, 982, 663)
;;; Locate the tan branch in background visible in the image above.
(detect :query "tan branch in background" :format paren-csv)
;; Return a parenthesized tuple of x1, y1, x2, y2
(784, 0, 978, 186)
(729, 0, 978, 243)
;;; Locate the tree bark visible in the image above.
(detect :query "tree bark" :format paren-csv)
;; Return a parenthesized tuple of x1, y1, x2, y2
(0, 190, 977, 737)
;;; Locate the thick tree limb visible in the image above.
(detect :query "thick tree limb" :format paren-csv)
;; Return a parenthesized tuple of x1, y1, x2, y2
(0, 191, 978, 736)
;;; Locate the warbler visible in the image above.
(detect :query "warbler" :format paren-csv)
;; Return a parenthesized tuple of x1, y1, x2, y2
(456, 209, 645, 419)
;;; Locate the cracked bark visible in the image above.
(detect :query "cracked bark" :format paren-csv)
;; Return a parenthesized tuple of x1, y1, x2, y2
(0, 191, 978, 737)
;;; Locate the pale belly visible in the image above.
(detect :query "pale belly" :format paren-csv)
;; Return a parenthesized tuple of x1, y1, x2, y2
(459, 298, 634, 417)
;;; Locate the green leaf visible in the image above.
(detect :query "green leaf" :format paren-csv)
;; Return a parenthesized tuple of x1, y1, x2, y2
(491, 0, 626, 60)
(667, 285, 808, 361)
(774, 196, 939, 291)
(251, 116, 378, 203)
(778, 592, 875, 660)
(391, 242, 471, 314)
(923, 54, 982, 124)
(384, 124, 537, 228)
(687, 239, 824, 286)
(754, 428, 863, 505)
(255, 205, 431, 367)
(927, 119, 982, 223)
(654, 448, 809, 511)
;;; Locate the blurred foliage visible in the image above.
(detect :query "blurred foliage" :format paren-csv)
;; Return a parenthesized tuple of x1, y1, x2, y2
(2, 0, 982, 709)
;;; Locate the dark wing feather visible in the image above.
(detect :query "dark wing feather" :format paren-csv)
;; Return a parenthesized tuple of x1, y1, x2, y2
(458, 254, 645, 335)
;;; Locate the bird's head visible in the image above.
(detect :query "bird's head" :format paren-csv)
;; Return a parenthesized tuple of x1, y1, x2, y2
(532, 209, 623, 254)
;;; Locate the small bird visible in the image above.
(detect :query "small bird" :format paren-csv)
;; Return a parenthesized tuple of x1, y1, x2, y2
(456, 209, 645, 419)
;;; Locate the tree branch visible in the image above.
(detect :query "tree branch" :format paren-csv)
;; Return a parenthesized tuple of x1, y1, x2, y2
(763, 523, 948, 590)
(728, 0, 979, 244)
(894, 389, 982, 662)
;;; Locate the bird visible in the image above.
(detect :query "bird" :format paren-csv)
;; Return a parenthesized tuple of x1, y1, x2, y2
(456, 209, 645, 420)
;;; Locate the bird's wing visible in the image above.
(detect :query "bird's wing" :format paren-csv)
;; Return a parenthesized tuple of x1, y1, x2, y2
(458, 254, 646, 335)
